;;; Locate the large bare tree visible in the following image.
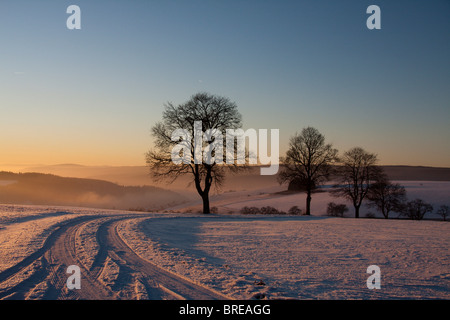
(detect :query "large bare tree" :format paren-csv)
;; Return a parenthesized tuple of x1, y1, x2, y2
(146, 92, 243, 214)
(278, 127, 338, 215)
(331, 147, 383, 218)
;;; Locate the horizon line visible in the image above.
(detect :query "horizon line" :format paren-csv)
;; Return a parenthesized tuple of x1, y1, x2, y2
(1, 163, 450, 170)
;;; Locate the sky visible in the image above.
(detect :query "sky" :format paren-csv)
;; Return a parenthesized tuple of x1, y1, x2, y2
(0, 0, 449, 168)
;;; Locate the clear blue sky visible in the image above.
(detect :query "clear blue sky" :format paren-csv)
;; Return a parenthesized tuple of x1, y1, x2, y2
(0, 0, 449, 167)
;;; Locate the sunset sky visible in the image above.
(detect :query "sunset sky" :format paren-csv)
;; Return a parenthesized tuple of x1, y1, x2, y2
(0, 0, 449, 168)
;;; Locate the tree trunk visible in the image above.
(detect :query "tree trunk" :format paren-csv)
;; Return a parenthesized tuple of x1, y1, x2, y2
(305, 190, 312, 215)
(202, 193, 210, 214)
(192, 164, 213, 214)
(354, 205, 360, 218)
(201, 166, 213, 214)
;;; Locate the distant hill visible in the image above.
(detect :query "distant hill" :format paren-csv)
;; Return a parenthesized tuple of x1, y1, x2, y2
(21, 164, 153, 187)
(18, 164, 450, 187)
(380, 166, 450, 181)
(0, 171, 186, 211)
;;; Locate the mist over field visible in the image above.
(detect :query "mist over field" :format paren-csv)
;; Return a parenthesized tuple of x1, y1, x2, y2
(0, 164, 449, 215)
(0, 171, 185, 211)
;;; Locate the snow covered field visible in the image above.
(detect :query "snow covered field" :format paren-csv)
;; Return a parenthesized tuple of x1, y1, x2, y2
(0, 180, 448, 300)
(122, 214, 449, 300)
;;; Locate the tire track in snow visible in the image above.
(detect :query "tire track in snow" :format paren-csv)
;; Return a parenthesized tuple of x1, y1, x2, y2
(103, 219, 230, 300)
(0, 215, 103, 299)
(1, 213, 231, 300)
(0, 215, 100, 284)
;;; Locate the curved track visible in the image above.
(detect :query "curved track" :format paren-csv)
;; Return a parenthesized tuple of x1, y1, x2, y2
(0, 214, 229, 300)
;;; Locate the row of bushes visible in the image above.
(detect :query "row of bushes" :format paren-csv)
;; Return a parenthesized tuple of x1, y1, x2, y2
(239, 204, 347, 217)
(239, 201, 449, 220)
(326, 200, 449, 220)
(240, 205, 303, 215)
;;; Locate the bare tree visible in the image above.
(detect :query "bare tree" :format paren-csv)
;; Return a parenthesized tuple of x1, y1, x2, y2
(146, 92, 243, 214)
(367, 175, 407, 219)
(278, 127, 338, 215)
(331, 147, 383, 218)
(402, 198, 433, 220)
(437, 205, 449, 221)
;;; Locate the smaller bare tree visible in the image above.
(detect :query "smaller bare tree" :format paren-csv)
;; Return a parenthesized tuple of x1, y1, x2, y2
(331, 147, 383, 218)
(278, 127, 338, 215)
(402, 198, 433, 220)
(436, 205, 449, 221)
(367, 176, 407, 219)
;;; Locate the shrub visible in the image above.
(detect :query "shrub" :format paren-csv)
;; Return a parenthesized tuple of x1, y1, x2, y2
(365, 212, 376, 219)
(240, 206, 286, 215)
(288, 206, 302, 215)
(260, 206, 285, 215)
(326, 202, 349, 217)
(240, 206, 260, 214)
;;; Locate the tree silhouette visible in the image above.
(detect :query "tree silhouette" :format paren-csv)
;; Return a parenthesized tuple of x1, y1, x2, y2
(278, 127, 338, 215)
(146, 92, 244, 214)
(437, 205, 449, 221)
(331, 147, 383, 218)
(367, 175, 407, 219)
(402, 198, 433, 220)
